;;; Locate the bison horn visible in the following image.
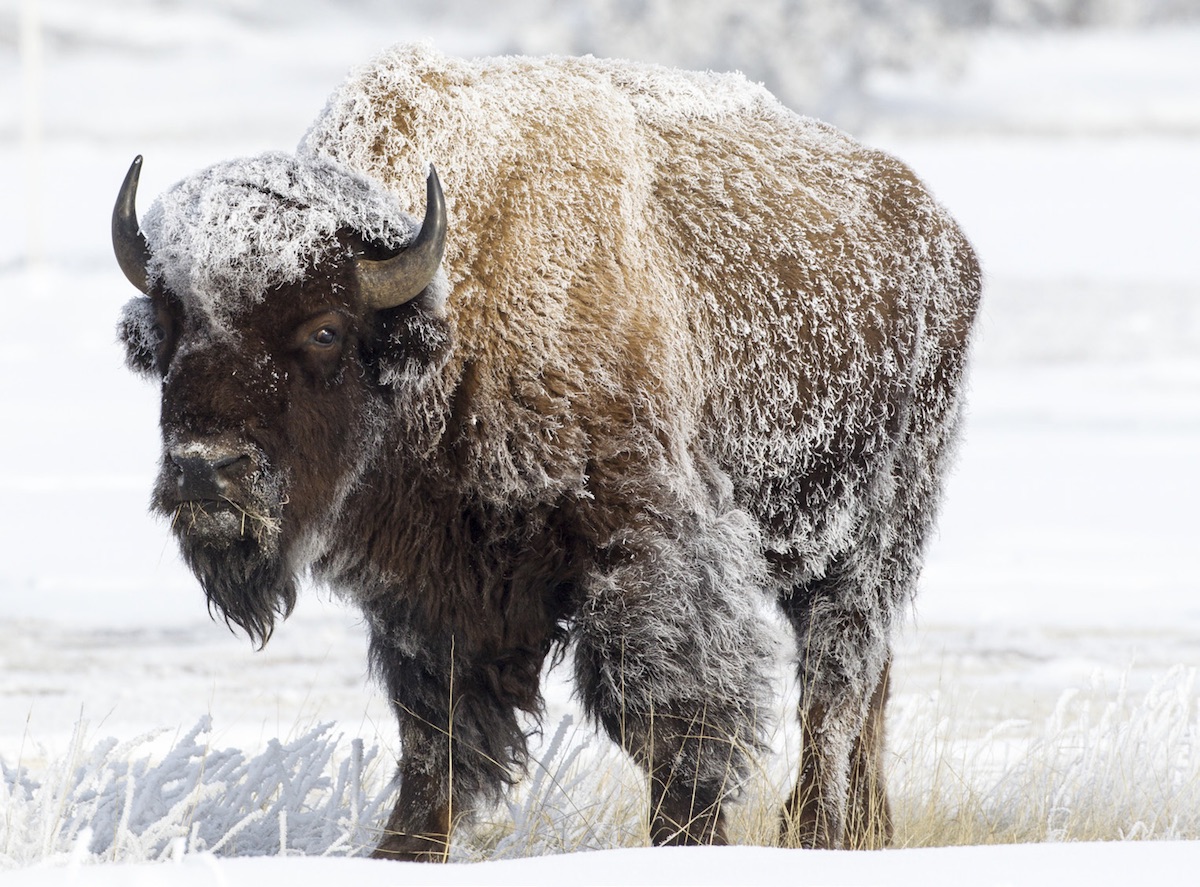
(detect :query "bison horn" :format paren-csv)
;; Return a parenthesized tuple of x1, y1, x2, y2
(113, 155, 153, 294)
(355, 165, 447, 310)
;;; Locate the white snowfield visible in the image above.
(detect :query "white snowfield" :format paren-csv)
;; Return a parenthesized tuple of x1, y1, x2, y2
(6, 842, 1200, 887)
(2, 4, 1200, 884)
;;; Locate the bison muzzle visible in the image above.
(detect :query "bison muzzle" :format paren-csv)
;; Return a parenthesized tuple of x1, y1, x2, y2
(114, 46, 980, 859)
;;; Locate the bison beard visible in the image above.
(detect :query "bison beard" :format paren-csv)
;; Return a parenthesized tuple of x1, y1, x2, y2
(178, 530, 296, 648)
(152, 457, 296, 648)
(160, 493, 295, 647)
(114, 46, 982, 861)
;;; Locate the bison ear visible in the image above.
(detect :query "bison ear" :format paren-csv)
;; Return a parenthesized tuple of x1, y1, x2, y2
(117, 296, 161, 377)
(367, 301, 452, 389)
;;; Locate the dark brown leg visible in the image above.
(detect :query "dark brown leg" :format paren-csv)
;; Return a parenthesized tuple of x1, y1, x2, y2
(845, 658, 893, 849)
(372, 798, 451, 861)
(777, 553, 894, 851)
(645, 712, 732, 846)
(781, 698, 839, 848)
(651, 790, 728, 846)
(370, 715, 454, 861)
(780, 657, 893, 850)
(365, 603, 543, 862)
(577, 687, 751, 849)
(569, 514, 771, 851)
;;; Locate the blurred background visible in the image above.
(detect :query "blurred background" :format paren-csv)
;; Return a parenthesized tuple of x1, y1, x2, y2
(6, 0, 1200, 270)
(1, 0, 1198, 755)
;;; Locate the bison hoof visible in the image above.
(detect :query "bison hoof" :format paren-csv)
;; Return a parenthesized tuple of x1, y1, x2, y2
(371, 833, 450, 862)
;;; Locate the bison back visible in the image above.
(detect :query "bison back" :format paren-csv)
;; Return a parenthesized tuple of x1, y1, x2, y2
(302, 46, 980, 575)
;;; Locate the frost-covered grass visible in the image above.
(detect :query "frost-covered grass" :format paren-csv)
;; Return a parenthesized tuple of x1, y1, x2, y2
(889, 666, 1200, 847)
(0, 717, 392, 866)
(3, 666, 1196, 869)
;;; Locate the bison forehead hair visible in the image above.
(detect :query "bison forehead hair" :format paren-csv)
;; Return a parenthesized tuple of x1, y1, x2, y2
(138, 152, 444, 326)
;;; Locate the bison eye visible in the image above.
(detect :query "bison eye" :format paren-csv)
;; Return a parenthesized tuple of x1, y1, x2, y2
(311, 326, 339, 347)
(294, 313, 348, 365)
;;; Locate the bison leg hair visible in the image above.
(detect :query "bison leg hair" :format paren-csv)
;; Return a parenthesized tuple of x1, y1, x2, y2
(778, 635, 894, 851)
(365, 600, 545, 860)
(778, 343, 972, 849)
(570, 510, 774, 846)
(367, 671, 459, 861)
(778, 559, 891, 850)
(845, 657, 894, 849)
(643, 708, 734, 846)
(372, 748, 452, 862)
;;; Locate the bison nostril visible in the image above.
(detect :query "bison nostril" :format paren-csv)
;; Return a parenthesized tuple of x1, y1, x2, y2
(171, 451, 251, 500)
(211, 453, 250, 479)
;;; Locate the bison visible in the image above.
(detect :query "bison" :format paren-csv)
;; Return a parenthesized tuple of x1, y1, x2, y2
(114, 45, 980, 859)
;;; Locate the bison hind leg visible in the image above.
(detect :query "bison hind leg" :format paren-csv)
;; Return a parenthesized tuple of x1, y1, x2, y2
(777, 552, 895, 851)
(778, 660, 893, 851)
(571, 509, 776, 847)
(844, 657, 894, 849)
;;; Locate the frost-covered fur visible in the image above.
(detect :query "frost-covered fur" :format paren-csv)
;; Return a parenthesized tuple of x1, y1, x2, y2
(120, 44, 980, 859)
(139, 152, 444, 328)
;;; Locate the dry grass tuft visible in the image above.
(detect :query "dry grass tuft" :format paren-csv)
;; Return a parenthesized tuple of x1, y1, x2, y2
(886, 665, 1200, 846)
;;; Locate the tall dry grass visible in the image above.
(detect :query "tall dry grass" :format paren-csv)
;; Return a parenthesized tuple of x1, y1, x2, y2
(2, 666, 1196, 867)
(886, 665, 1200, 846)
(467, 665, 1200, 853)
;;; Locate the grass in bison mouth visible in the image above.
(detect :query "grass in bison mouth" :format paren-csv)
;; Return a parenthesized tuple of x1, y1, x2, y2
(170, 497, 282, 544)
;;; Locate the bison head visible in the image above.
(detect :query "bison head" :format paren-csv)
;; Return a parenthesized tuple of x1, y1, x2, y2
(114, 153, 448, 645)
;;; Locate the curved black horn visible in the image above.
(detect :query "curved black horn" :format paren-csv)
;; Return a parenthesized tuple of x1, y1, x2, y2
(356, 165, 447, 310)
(113, 155, 152, 293)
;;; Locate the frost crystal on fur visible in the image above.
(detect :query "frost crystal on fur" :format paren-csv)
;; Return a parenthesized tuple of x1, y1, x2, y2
(121, 43, 980, 856)
(140, 152, 437, 325)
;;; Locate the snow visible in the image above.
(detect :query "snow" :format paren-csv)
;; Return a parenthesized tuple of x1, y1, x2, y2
(6, 842, 1200, 887)
(2, 6, 1199, 884)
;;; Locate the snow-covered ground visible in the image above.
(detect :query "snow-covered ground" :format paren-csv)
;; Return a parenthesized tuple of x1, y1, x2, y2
(2, 4, 1199, 883)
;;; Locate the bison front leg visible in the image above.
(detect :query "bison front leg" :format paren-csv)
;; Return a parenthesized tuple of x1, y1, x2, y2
(372, 718, 453, 861)
(641, 708, 738, 846)
(366, 612, 535, 861)
(576, 665, 751, 847)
